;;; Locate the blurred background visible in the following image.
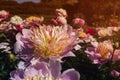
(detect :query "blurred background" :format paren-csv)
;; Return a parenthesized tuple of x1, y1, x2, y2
(0, 0, 120, 27)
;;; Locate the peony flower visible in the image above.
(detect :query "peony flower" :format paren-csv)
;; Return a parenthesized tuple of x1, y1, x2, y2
(86, 27, 95, 35)
(10, 15, 23, 32)
(73, 18, 85, 26)
(97, 41, 113, 59)
(56, 8, 67, 18)
(85, 41, 113, 64)
(52, 16, 67, 26)
(98, 28, 112, 37)
(10, 59, 80, 80)
(0, 21, 17, 32)
(10, 15, 23, 25)
(0, 10, 9, 22)
(14, 25, 78, 60)
(111, 70, 120, 77)
(112, 49, 120, 61)
(30, 25, 77, 59)
(23, 16, 44, 28)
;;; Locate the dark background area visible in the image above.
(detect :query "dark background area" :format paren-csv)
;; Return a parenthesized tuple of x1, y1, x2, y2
(0, 0, 120, 26)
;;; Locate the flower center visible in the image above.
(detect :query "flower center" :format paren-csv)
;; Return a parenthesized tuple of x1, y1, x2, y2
(30, 26, 72, 59)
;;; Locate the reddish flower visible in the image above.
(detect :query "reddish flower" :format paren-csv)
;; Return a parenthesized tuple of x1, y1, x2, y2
(86, 27, 95, 35)
(73, 18, 85, 26)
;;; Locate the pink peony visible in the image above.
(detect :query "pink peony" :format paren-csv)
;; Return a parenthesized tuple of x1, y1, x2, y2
(10, 58, 80, 80)
(73, 18, 85, 26)
(30, 25, 77, 59)
(0, 10, 9, 22)
(111, 70, 120, 77)
(51, 16, 67, 25)
(85, 41, 113, 64)
(14, 25, 78, 60)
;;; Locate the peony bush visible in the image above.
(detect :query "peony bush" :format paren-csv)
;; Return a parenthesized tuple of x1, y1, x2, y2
(0, 9, 120, 80)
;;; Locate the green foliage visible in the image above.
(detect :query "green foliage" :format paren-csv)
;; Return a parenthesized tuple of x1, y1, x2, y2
(0, 31, 17, 80)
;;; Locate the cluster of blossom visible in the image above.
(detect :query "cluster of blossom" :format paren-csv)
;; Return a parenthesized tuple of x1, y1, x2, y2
(0, 8, 120, 80)
(0, 9, 80, 80)
(96, 27, 120, 37)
